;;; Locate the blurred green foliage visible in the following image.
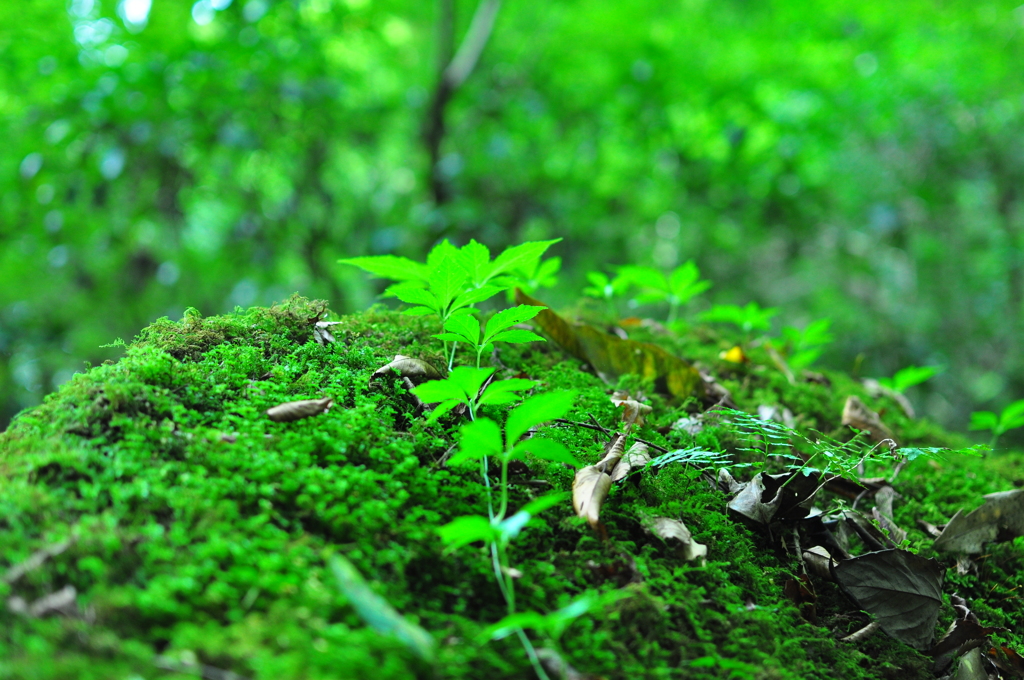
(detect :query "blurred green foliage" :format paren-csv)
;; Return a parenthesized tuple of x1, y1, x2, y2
(3, 0, 1024, 432)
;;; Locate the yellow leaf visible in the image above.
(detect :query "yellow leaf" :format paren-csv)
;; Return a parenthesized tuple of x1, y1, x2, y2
(516, 290, 704, 401)
(719, 345, 747, 363)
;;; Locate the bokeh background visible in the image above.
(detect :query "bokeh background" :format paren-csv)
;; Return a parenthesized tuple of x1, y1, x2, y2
(3, 0, 1024, 435)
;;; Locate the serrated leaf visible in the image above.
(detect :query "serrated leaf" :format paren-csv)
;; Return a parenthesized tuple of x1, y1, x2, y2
(339, 256, 430, 283)
(478, 378, 536, 406)
(443, 314, 480, 345)
(393, 285, 438, 308)
(488, 329, 546, 345)
(833, 549, 944, 650)
(411, 379, 466, 404)
(505, 391, 576, 445)
(402, 306, 436, 317)
(448, 418, 503, 466)
(968, 411, 998, 431)
(489, 240, 560, 283)
(428, 252, 468, 313)
(484, 305, 547, 339)
(511, 438, 581, 468)
(451, 284, 505, 312)
(459, 239, 492, 285)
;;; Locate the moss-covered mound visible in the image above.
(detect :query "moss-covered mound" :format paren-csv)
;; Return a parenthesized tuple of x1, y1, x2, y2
(1, 297, 1022, 680)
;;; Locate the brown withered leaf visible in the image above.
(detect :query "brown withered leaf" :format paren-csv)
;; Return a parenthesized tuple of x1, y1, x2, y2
(516, 289, 704, 401)
(313, 320, 342, 346)
(988, 646, 1024, 678)
(802, 546, 837, 582)
(642, 516, 707, 565)
(610, 442, 651, 483)
(929, 594, 1007, 673)
(572, 436, 627, 530)
(371, 355, 442, 384)
(833, 549, 944, 650)
(266, 397, 333, 422)
(610, 392, 653, 432)
(871, 485, 908, 546)
(727, 471, 820, 527)
(841, 395, 896, 443)
(933, 489, 1024, 554)
(863, 378, 916, 419)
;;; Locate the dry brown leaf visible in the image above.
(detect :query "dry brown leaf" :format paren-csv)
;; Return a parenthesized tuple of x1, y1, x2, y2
(862, 378, 916, 419)
(933, 489, 1024, 554)
(517, 290, 704, 401)
(841, 395, 896, 443)
(929, 594, 1006, 673)
(572, 466, 613, 530)
(802, 546, 837, 581)
(610, 392, 653, 432)
(371, 355, 442, 384)
(610, 442, 651, 483)
(871, 485, 907, 545)
(313, 320, 342, 346)
(643, 516, 707, 565)
(266, 397, 333, 423)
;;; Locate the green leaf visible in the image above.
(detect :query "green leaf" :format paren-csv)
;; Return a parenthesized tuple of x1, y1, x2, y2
(444, 314, 481, 346)
(339, 256, 430, 283)
(999, 399, 1024, 433)
(447, 366, 495, 401)
(401, 306, 436, 317)
(330, 555, 435, 661)
(484, 305, 546, 339)
(511, 437, 582, 468)
(450, 284, 505, 313)
(428, 252, 468, 314)
(488, 239, 560, 283)
(505, 391, 576, 446)
(448, 417, 503, 466)
(393, 285, 438, 308)
(619, 265, 669, 292)
(411, 378, 467, 404)
(437, 515, 497, 551)
(496, 492, 568, 542)
(889, 365, 943, 393)
(459, 239, 492, 286)
(478, 378, 536, 406)
(478, 611, 549, 642)
(488, 329, 546, 345)
(424, 399, 463, 425)
(969, 411, 998, 432)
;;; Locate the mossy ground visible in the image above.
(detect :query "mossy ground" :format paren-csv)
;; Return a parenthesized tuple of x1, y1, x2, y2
(1, 297, 1021, 679)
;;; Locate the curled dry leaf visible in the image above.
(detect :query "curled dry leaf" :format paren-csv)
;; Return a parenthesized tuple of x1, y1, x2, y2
(313, 320, 342, 346)
(929, 594, 1007, 673)
(371, 355, 442, 384)
(610, 442, 651, 483)
(572, 435, 627, 530)
(610, 391, 653, 432)
(643, 516, 707, 565)
(266, 397, 333, 423)
(833, 549, 944, 650)
(802, 546, 837, 582)
(841, 395, 896, 443)
(871, 485, 907, 545)
(727, 471, 820, 527)
(933, 488, 1024, 554)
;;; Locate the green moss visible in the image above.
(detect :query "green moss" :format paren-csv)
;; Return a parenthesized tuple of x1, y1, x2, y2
(1, 296, 1021, 679)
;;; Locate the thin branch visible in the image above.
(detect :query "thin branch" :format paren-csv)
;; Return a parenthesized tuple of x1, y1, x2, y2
(551, 418, 669, 454)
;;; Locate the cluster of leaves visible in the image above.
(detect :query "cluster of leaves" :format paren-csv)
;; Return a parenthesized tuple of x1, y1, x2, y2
(342, 240, 557, 367)
(583, 261, 712, 323)
(970, 398, 1024, 447)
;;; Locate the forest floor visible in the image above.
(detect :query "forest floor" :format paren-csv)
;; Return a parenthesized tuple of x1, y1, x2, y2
(1, 295, 1022, 680)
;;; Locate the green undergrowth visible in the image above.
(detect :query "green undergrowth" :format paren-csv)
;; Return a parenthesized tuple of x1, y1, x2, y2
(1, 296, 1021, 680)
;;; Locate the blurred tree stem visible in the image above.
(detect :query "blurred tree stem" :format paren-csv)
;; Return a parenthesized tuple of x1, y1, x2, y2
(423, 0, 502, 206)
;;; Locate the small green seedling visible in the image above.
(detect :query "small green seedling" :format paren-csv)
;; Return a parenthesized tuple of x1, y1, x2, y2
(436, 305, 547, 368)
(582, 270, 631, 304)
(511, 255, 561, 295)
(877, 365, 944, 394)
(780, 318, 834, 372)
(970, 398, 1024, 448)
(341, 239, 559, 367)
(618, 261, 712, 323)
(438, 391, 579, 680)
(700, 302, 778, 336)
(411, 366, 536, 423)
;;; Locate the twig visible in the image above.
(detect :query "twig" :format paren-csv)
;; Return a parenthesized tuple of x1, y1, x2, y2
(587, 413, 611, 435)
(840, 620, 880, 643)
(551, 419, 669, 453)
(3, 537, 74, 585)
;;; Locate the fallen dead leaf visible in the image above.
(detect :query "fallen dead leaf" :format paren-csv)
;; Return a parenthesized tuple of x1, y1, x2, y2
(863, 378, 916, 419)
(517, 290, 705, 401)
(783, 573, 817, 623)
(833, 549, 944, 650)
(313, 320, 342, 346)
(371, 355, 442, 384)
(642, 516, 707, 565)
(610, 442, 651, 483)
(929, 594, 1006, 673)
(802, 546, 837, 582)
(727, 471, 820, 527)
(841, 395, 896, 443)
(572, 436, 627, 530)
(266, 397, 333, 423)
(871, 485, 908, 546)
(988, 646, 1024, 678)
(610, 392, 653, 432)
(933, 489, 1024, 554)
